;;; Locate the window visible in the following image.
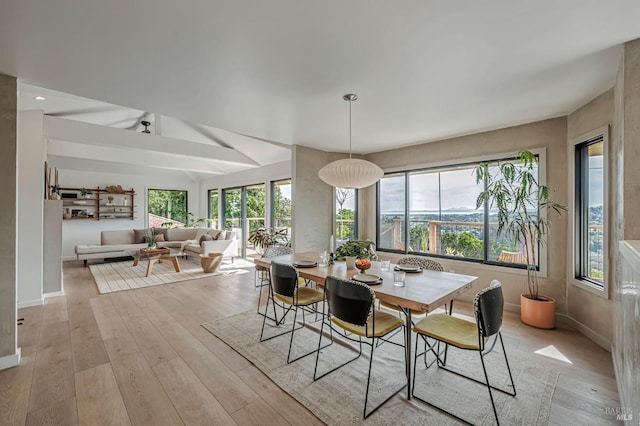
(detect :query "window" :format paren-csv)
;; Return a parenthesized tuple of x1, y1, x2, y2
(208, 189, 219, 229)
(246, 183, 266, 258)
(377, 154, 541, 269)
(574, 135, 605, 288)
(272, 179, 292, 230)
(222, 184, 267, 259)
(147, 189, 187, 227)
(335, 188, 357, 241)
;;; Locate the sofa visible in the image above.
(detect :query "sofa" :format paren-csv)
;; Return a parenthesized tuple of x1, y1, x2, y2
(75, 228, 238, 266)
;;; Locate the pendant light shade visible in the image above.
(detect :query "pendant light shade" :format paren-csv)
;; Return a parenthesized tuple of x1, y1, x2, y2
(318, 94, 383, 189)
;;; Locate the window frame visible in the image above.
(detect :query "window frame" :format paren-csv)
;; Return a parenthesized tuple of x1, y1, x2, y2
(270, 179, 292, 230)
(570, 125, 609, 298)
(376, 149, 549, 274)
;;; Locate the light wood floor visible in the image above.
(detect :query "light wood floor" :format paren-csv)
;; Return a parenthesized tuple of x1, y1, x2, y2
(0, 261, 620, 425)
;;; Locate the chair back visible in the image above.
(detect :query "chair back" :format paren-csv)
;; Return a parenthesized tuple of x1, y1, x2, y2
(397, 256, 444, 271)
(270, 262, 298, 297)
(474, 281, 504, 338)
(325, 276, 374, 326)
(263, 246, 294, 258)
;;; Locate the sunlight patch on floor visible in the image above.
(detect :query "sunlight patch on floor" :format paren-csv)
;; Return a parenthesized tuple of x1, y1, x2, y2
(534, 345, 573, 364)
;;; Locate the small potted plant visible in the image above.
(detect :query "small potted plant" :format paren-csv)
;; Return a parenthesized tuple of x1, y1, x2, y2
(80, 187, 93, 199)
(335, 240, 376, 269)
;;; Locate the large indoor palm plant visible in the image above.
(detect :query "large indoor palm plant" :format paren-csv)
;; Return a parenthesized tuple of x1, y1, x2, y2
(475, 151, 566, 328)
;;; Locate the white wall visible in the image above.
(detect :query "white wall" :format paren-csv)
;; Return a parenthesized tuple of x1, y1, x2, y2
(17, 110, 45, 307)
(58, 169, 199, 259)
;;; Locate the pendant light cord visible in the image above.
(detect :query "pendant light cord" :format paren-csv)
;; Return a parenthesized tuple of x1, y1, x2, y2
(348, 98, 352, 159)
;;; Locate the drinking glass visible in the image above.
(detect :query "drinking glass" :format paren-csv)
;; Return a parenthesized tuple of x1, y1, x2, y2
(380, 260, 391, 271)
(319, 250, 329, 266)
(393, 270, 406, 287)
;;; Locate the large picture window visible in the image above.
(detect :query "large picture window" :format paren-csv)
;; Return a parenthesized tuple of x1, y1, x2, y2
(575, 136, 605, 287)
(208, 189, 219, 229)
(272, 179, 292, 230)
(147, 189, 187, 227)
(377, 155, 540, 269)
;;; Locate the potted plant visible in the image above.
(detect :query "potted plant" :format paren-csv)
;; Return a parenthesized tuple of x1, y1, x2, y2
(248, 227, 290, 255)
(335, 240, 377, 269)
(475, 150, 566, 329)
(80, 187, 93, 199)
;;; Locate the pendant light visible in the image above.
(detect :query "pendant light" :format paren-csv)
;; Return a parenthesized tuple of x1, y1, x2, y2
(318, 94, 384, 189)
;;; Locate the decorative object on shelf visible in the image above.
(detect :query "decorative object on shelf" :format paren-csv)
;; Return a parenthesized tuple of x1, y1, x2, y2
(475, 150, 566, 329)
(318, 94, 383, 189)
(141, 120, 151, 134)
(80, 187, 93, 199)
(123, 196, 128, 206)
(63, 208, 71, 219)
(105, 185, 125, 193)
(106, 195, 115, 206)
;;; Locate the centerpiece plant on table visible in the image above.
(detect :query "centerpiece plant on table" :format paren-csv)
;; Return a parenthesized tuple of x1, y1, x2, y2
(335, 240, 377, 269)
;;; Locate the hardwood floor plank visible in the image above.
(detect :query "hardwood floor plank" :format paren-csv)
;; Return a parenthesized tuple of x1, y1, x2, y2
(27, 320, 75, 413)
(67, 297, 109, 373)
(25, 396, 78, 426)
(230, 398, 290, 426)
(41, 295, 68, 324)
(0, 345, 37, 426)
(153, 358, 237, 425)
(236, 365, 324, 426)
(75, 363, 131, 426)
(89, 298, 139, 360)
(110, 353, 183, 426)
(17, 306, 42, 348)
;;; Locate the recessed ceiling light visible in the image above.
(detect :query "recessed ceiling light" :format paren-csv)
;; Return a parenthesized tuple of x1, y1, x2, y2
(34, 96, 46, 101)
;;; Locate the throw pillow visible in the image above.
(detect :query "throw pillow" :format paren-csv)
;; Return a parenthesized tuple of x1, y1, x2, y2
(153, 227, 168, 239)
(199, 234, 214, 246)
(215, 230, 226, 240)
(155, 234, 165, 242)
(134, 228, 150, 244)
(225, 230, 233, 240)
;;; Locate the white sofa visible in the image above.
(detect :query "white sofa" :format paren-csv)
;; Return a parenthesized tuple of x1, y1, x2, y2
(75, 228, 238, 266)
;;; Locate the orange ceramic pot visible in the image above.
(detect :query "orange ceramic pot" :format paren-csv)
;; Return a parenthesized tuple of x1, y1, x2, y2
(520, 294, 556, 329)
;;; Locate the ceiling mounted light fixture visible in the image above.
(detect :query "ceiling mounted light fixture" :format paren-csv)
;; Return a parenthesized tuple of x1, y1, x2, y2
(141, 120, 151, 134)
(34, 96, 46, 101)
(318, 94, 383, 189)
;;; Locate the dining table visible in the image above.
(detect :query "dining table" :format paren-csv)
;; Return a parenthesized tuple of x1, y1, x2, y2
(253, 252, 478, 398)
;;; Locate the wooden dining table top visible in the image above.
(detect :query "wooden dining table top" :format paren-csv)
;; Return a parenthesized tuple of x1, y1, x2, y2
(254, 252, 478, 313)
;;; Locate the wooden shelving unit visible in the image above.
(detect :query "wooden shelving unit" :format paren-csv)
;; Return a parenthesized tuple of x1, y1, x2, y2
(59, 186, 136, 220)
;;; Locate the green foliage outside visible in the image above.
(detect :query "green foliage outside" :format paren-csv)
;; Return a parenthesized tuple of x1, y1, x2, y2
(272, 183, 292, 228)
(409, 226, 429, 252)
(336, 209, 355, 239)
(148, 189, 187, 223)
(441, 231, 483, 258)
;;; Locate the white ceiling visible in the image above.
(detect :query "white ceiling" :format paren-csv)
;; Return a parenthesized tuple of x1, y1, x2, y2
(2, 1, 640, 179)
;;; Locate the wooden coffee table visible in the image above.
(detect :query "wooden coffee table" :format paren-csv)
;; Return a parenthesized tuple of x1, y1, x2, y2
(131, 248, 185, 277)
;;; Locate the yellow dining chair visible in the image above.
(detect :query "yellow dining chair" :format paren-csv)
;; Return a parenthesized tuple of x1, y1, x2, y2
(411, 280, 516, 425)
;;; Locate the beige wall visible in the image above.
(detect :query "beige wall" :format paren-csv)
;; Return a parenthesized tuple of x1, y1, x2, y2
(362, 118, 569, 311)
(566, 89, 614, 344)
(0, 73, 17, 360)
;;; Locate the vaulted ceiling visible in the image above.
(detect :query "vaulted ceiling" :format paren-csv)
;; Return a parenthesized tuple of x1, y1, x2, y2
(2, 1, 640, 180)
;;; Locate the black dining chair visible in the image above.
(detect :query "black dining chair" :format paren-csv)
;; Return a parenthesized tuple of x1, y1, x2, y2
(411, 280, 516, 425)
(313, 276, 407, 419)
(260, 262, 327, 364)
(255, 246, 294, 316)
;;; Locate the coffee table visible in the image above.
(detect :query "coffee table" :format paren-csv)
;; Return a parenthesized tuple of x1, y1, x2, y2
(129, 248, 186, 277)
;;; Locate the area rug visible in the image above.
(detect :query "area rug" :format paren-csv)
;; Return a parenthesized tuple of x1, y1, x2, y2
(202, 311, 559, 425)
(89, 258, 254, 294)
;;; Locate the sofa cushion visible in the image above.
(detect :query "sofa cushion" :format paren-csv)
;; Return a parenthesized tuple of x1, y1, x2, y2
(207, 229, 222, 239)
(166, 228, 199, 241)
(133, 228, 151, 244)
(215, 230, 226, 240)
(184, 243, 203, 254)
(102, 230, 137, 245)
(153, 227, 168, 238)
(200, 234, 213, 246)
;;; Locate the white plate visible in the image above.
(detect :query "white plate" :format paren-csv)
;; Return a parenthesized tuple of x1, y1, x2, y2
(293, 260, 317, 268)
(352, 274, 382, 283)
(396, 265, 421, 272)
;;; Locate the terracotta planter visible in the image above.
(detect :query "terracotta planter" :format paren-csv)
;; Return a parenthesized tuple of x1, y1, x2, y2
(520, 294, 556, 329)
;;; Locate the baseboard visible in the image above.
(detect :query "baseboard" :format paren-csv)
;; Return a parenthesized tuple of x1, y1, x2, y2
(555, 314, 612, 351)
(44, 290, 65, 298)
(18, 297, 44, 309)
(0, 348, 21, 370)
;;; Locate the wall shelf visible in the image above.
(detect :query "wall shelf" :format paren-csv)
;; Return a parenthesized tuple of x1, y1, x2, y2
(59, 186, 136, 221)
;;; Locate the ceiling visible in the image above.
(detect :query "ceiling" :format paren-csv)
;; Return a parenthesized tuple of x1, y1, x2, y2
(2, 1, 640, 179)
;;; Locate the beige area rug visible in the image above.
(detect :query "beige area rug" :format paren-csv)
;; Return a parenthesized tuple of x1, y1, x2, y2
(202, 311, 559, 425)
(89, 258, 255, 294)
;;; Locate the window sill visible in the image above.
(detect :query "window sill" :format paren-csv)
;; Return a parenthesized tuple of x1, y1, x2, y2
(570, 277, 608, 299)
